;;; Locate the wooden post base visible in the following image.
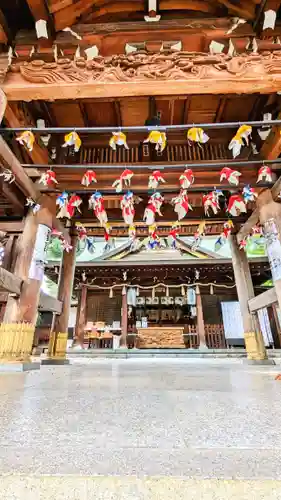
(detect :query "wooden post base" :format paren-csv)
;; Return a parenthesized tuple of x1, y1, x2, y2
(0, 323, 35, 362)
(46, 332, 68, 361)
(244, 331, 268, 361)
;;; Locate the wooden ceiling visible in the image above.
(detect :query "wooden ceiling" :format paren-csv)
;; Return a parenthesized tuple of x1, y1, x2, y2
(1, 0, 281, 46)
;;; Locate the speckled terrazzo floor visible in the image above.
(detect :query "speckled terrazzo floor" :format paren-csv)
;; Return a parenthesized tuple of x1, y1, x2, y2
(1, 358, 281, 499)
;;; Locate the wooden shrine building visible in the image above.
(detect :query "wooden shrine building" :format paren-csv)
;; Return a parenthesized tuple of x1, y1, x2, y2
(1, 0, 281, 364)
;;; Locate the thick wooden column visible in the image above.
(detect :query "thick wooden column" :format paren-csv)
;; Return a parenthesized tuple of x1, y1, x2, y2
(47, 234, 77, 360)
(229, 235, 267, 361)
(196, 289, 207, 348)
(75, 285, 87, 347)
(120, 288, 128, 347)
(0, 199, 52, 363)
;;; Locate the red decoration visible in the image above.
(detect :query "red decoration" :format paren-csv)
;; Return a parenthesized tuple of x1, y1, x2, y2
(227, 194, 247, 216)
(112, 169, 134, 193)
(220, 167, 241, 186)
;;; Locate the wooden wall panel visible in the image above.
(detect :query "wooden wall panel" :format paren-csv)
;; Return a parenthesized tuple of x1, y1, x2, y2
(51, 102, 85, 126)
(120, 98, 149, 126)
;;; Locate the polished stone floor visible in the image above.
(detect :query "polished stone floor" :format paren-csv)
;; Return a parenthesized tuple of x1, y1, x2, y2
(1, 358, 281, 498)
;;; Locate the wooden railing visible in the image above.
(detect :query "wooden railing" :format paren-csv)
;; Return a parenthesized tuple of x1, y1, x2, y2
(186, 324, 226, 349)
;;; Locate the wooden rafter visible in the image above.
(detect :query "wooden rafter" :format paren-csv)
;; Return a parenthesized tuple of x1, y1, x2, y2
(215, 0, 256, 19)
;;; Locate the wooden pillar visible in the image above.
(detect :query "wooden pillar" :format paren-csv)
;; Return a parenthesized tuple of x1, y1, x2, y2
(229, 235, 267, 361)
(47, 234, 77, 359)
(0, 199, 53, 362)
(196, 288, 207, 348)
(120, 288, 128, 347)
(75, 285, 87, 347)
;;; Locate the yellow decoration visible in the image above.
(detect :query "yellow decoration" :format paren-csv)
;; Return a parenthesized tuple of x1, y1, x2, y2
(144, 131, 166, 152)
(109, 131, 129, 150)
(187, 127, 209, 144)
(228, 125, 252, 158)
(16, 131, 35, 152)
(62, 131, 81, 152)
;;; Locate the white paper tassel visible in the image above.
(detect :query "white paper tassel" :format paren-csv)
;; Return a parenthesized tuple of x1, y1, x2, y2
(210, 284, 214, 295)
(152, 287, 155, 299)
(122, 286, 126, 296)
(181, 286, 185, 296)
(195, 285, 200, 295)
(136, 286, 139, 296)
(109, 287, 113, 299)
(166, 286, 169, 297)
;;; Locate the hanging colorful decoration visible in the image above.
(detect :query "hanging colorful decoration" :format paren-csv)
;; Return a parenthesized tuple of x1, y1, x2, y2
(148, 170, 165, 190)
(187, 127, 209, 145)
(0, 169, 15, 183)
(203, 189, 223, 216)
(88, 191, 108, 226)
(242, 185, 257, 204)
(191, 221, 206, 250)
(76, 222, 95, 253)
(143, 131, 167, 152)
(109, 131, 129, 150)
(143, 192, 164, 226)
(219, 167, 241, 186)
(147, 224, 161, 250)
(56, 192, 82, 219)
(81, 170, 97, 187)
(257, 165, 273, 183)
(239, 238, 248, 251)
(0, 245, 5, 266)
(171, 190, 192, 221)
(112, 169, 134, 193)
(26, 197, 41, 214)
(16, 131, 35, 152)
(167, 224, 180, 249)
(104, 223, 115, 252)
(227, 194, 247, 216)
(179, 168, 194, 189)
(120, 191, 135, 226)
(214, 220, 234, 251)
(39, 169, 58, 186)
(62, 131, 81, 152)
(128, 225, 136, 239)
(228, 125, 252, 158)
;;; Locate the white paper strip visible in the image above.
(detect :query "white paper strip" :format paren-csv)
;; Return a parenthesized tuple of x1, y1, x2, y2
(263, 9, 277, 30)
(35, 19, 48, 39)
(63, 27, 82, 40)
(209, 40, 225, 54)
(85, 46, 99, 60)
(226, 17, 246, 35)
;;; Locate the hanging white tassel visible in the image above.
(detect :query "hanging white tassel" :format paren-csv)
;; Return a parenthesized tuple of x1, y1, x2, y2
(195, 284, 200, 295)
(152, 287, 155, 299)
(210, 284, 214, 295)
(136, 286, 139, 296)
(181, 285, 185, 296)
(122, 286, 126, 296)
(166, 286, 169, 297)
(109, 287, 113, 299)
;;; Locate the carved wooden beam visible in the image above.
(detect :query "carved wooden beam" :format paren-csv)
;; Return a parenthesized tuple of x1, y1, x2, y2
(4, 51, 281, 101)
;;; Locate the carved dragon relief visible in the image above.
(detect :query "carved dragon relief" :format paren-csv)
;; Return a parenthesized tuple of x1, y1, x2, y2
(8, 50, 281, 85)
